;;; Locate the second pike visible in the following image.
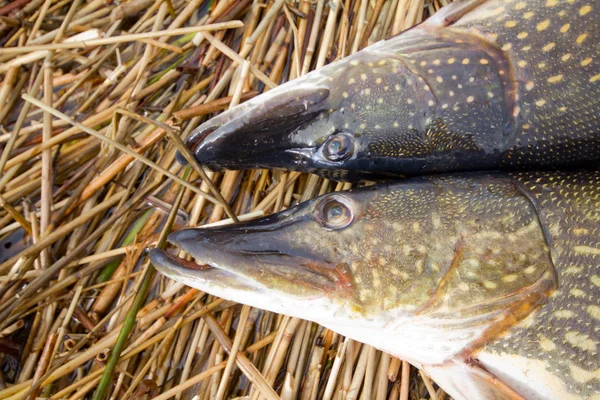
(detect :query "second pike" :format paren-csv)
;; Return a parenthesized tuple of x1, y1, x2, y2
(184, 0, 600, 181)
(151, 170, 600, 399)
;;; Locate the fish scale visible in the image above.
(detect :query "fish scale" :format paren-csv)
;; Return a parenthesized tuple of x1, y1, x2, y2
(184, 0, 599, 181)
(478, 171, 600, 400)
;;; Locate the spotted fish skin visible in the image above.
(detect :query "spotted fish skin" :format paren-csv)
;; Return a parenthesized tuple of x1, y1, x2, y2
(150, 170, 600, 399)
(185, 0, 599, 181)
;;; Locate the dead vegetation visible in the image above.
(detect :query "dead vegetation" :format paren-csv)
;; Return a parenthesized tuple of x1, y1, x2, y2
(0, 0, 451, 398)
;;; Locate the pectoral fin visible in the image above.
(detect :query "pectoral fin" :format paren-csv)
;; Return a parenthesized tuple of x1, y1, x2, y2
(424, 360, 526, 400)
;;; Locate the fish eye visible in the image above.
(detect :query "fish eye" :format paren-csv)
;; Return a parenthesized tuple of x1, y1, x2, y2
(315, 196, 354, 230)
(322, 132, 354, 161)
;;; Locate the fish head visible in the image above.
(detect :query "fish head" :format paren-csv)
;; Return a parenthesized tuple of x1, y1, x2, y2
(150, 175, 556, 365)
(182, 50, 431, 181)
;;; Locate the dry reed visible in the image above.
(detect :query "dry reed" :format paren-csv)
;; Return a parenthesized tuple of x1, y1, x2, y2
(0, 0, 449, 398)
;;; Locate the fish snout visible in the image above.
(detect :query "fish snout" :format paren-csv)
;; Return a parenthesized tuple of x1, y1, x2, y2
(179, 85, 331, 171)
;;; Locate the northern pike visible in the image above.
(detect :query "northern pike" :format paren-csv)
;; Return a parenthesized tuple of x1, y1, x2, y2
(150, 170, 600, 400)
(182, 0, 600, 181)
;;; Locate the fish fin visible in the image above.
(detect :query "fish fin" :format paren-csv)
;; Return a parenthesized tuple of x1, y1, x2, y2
(424, 0, 488, 27)
(424, 360, 526, 400)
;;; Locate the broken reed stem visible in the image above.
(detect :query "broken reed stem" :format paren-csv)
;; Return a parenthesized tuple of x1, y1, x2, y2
(0, 22, 244, 54)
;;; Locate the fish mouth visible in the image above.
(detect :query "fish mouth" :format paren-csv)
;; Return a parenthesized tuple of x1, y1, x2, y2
(177, 84, 330, 171)
(149, 209, 354, 300)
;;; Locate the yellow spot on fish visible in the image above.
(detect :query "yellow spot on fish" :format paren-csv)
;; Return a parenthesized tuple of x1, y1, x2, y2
(406, 99, 413, 104)
(503, 274, 518, 282)
(420, 61, 427, 66)
(350, 61, 359, 66)
(537, 62, 546, 69)
(433, 59, 440, 65)
(378, 60, 386, 65)
(581, 57, 592, 66)
(536, 99, 546, 107)
(349, 78, 356, 84)
(537, 19, 550, 31)
(505, 20, 517, 28)
(524, 266, 536, 274)
(483, 281, 497, 289)
(360, 74, 367, 81)
(562, 53, 571, 61)
(393, 122, 399, 128)
(448, 58, 455, 64)
(523, 11, 534, 19)
(526, 81, 535, 90)
(591, 74, 600, 82)
(436, 76, 443, 83)
(574, 245, 600, 254)
(480, 59, 489, 65)
(545, 0, 557, 5)
(467, 96, 474, 103)
(572, 228, 589, 236)
(539, 335, 556, 351)
(548, 74, 563, 84)
(449, 90, 455, 96)
(569, 365, 600, 384)
(591, 275, 600, 287)
(343, 92, 348, 98)
(518, 60, 527, 67)
(560, 23, 570, 33)
(378, 98, 383, 104)
(554, 310, 576, 318)
(502, 43, 512, 51)
(441, 103, 448, 109)
(542, 42, 555, 52)
(375, 78, 382, 84)
(576, 33, 589, 44)
(487, 92, 494, 98)
(395, 84, 401, 91)
(579, 5, 592, 15)
(515, 1, 526, 9)
(517, 31, 528, 39)
(462, 58, 470, 64)
(565, 266, 584, 274)
(587, 305, 600, 320)
(364, 88, 371, 95)
(565, 332, 597, 352)
(569, 288, 585, 297)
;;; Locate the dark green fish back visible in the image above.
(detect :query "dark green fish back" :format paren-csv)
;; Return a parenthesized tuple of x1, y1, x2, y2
(362, 0, 599, 172)
(483, 171, 600, 399)
(458, 0, 600, 168)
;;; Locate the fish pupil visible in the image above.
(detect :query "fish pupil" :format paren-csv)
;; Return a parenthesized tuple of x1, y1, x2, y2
(327, 205, 344, 220)
(329, 139, 343, 153)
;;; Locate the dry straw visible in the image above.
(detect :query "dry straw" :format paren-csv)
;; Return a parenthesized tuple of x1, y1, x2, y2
(0, 0, 446, 398)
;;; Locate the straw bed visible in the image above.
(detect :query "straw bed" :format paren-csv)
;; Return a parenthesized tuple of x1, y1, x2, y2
(0, 0, 452, 398)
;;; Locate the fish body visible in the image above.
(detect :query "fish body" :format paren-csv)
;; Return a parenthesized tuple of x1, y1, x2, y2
(184, 0, 600, 181)
(151, 170, 600, 399)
